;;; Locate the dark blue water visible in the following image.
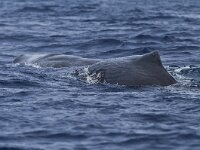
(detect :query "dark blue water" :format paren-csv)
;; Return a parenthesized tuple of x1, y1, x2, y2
(1, 0, 200, 149)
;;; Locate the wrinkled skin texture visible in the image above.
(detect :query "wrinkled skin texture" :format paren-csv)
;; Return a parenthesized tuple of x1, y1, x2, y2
(14, 51, 176, 86)
(14, 54, 99, 68)
(87, 51, 176, 86)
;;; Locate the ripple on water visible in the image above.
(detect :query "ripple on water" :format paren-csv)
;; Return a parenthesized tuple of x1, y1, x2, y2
(1, 0, 200, 150)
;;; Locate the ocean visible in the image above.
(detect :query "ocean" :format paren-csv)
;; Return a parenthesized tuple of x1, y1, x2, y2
(0, 0, 200, 149)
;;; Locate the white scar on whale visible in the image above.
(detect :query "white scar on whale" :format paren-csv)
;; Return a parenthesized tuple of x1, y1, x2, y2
(14, 51, 176, 86)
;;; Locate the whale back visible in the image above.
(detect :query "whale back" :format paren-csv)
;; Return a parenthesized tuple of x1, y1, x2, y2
(13, 51, 176, 86)
(14, 54, 100, 67)
(138, 51, 162, 66)
(88, 51, 176, 86)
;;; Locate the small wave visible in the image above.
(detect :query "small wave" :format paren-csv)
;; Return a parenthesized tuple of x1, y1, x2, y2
(76, 38, 124, 50)
(166, 31, 194, 38)
(174, 66, 200, 79)
(161, 35, 176, 42)
(132, 14, 176, 22)
(134, 34, 177, 43)
(177, 14, 200, 20)
(0, 35, 29, 42)
(0, 23, 8, 27)
(45, 132, 88, 140)
(22, 130, 88, 140)
(16, 6, 54, 13)
(126, 8, 144, 14)
(0, 34, 48, 43)
(0, 78, 42, 88)
(71, 4, 98, 12)
(20, 44, 70, 53)
(134, 34, 158, 40)
(99, 48, 134, 58)
(172, 66, 200, 88)
(173, 46, 200, 51)
(0, 146, 28, 150)
(164, 51, 193, 56)
(36, 43, 70, 49)
(131, 47, 154, 55)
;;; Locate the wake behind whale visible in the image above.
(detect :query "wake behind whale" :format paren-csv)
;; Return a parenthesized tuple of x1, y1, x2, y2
(14, 51, 176, 86)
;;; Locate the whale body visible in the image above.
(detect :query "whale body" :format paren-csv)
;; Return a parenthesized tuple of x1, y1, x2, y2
(86, 51, 176, 86)
(13, 54, 99, 68)
(14, 51, 176, 86)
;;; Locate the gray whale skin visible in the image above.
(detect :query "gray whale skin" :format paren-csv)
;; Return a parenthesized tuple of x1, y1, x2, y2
(87, 51, 176, 86)
(14, 51, 176, 86)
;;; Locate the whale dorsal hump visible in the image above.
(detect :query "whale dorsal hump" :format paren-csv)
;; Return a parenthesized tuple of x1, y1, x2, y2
(138, 51, 162, 66)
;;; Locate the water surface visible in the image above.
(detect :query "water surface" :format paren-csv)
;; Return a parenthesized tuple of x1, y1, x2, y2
(1, 0, 200, 150)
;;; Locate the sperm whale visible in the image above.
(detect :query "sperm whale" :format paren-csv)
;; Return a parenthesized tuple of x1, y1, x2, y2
(14, 51, 176, 86)
(13, 54, 99, 68)
(86, 51, 176, 86)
